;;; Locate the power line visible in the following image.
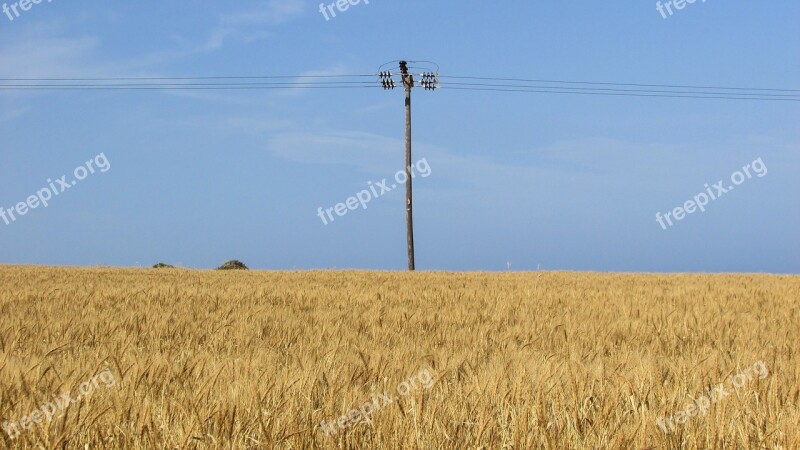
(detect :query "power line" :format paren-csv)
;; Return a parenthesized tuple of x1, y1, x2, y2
(0, 76, 382, 91)
(0, 85, 383, 91)
(0, 79, 382, 91)
(3, 73, 796, 92)
(0, 74, 376, 82)
(0, 81, 379, 88)
(440, 86, 800, 102)
(443, 82, 800, 98)
(438, 75, 800, 93)
(0, 72, 797, 101)
(440, 82, 800, 101)
(0, 81, 377, 86)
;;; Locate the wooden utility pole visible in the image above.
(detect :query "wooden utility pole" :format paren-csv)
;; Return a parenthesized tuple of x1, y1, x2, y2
(400, 61, 415, 271)
(379, 61, 438, 271)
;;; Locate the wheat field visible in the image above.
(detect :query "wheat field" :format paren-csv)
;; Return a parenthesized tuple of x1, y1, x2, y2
(0, 266, 798, 449)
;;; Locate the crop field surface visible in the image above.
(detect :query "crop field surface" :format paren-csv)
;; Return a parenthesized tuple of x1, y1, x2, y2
(0, 266, 798, 449)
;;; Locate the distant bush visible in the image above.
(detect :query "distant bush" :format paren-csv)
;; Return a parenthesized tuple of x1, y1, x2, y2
(152, 263, 175, 269)
(217, 260, 249, 271)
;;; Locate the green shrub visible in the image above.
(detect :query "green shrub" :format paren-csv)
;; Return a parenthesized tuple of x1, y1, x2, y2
(217, 260, 249, 271)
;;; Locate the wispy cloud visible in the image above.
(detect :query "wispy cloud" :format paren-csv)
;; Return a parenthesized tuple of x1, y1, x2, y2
(0, 0, 307, 84)
(0, 27, 187, 82)
(267, 131, 401, 172)
(269, 64, 358, 97)
(263, 130, 744, 202)
(0, 107, 32, 123)
(265, 130, 641, 176)
(219, 117, 295, 134)
(0, 34, 101, 80)
(200, 0, 306, 52)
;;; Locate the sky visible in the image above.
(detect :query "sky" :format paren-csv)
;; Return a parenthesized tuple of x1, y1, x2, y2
(0, 1, 798, 273)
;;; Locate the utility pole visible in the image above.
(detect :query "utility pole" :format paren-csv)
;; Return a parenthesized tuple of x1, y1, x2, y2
(400, 61, 415, 271)
(379, 61, 439, 271)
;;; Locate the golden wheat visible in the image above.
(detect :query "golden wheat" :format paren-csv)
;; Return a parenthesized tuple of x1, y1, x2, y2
(0, 266, 798, 449)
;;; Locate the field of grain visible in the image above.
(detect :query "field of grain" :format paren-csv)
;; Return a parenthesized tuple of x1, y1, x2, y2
(0, 266, 798, 449)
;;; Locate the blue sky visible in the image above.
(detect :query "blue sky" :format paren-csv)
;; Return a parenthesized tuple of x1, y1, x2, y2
(1, 1, 798, 272)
